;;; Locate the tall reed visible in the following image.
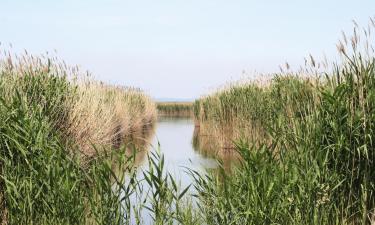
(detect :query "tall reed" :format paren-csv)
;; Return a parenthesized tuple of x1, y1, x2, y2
(0, 51, 156, 158)
(192, 19, 375, 224)
(0, 50, 159, 224)
(157, 102, 193, 117)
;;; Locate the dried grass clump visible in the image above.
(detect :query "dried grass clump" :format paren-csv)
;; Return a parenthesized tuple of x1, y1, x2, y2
(0, 49, 156, 158)
(156, 102, 193, 117)
(69, 80, 156, 157)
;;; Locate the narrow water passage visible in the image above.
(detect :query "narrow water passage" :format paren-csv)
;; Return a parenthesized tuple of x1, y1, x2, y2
(125, 117, 219, 224)
(138, 116, 218, 187)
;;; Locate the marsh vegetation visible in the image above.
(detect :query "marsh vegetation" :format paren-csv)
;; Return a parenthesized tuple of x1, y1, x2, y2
(1, 19, 375, 225)
(157, 102, 193, 118)
(0, 51, 158, 224)
(191, 20, 375, 224)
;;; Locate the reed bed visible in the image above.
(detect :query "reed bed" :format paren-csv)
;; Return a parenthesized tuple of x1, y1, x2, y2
(157, 102, 193, 117)
(0, 50, 156, 158)
(191, 19, 375, 224)
(0, 49, 197, 225)
(0, 50, 161, 224)
(69, 82, 156, 157)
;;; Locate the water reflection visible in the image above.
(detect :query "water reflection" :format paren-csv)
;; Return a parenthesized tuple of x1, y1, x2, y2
(121, 116, 242, 223)
(146, 116, 218, 183)
(123, 123, 156, 168)
(118, 116, 242, 180)
(124, 116, 219, 224)
(192, 125, 241, 171)
(125, 116, 241, 177)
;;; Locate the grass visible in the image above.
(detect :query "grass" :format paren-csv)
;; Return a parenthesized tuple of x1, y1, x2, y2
(0, 50, 162, 224)
(193, 75, 316, 152)
(0, 51, 156, 159)
(157, 102, 193, 117)
(0, 50, 207, 225)
(192, 19, 375, 224)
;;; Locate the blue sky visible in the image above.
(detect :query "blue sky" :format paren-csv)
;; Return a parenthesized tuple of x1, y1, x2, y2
(1, 0, 374, 99)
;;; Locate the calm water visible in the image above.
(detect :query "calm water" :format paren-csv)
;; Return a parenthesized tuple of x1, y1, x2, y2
(137, 116, 218, 187)
(125, 117, 219, 224)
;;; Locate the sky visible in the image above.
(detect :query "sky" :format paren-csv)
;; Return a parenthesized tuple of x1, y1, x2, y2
(1, 0, 375, 99)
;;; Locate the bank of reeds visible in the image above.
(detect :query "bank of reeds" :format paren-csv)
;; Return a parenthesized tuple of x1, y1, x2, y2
(192, 19, 375, 224)
(157, 102, 193, 117)
(0, 51, 156, 158)
(0, 50, 160, 224)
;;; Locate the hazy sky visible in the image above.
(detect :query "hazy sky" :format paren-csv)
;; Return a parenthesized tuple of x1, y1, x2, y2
(1, 0, 374, 99)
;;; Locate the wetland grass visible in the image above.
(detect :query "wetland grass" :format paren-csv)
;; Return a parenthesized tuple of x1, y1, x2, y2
(192, 19, 375, 224)
(0, 51, 162, 224)
(157, 102, 193, 117)
(0, 50, 157, 159)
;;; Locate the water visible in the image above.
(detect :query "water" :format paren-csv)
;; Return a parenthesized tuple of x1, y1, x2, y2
(136, 116, 218, 188)
(123, 116, 219, 224)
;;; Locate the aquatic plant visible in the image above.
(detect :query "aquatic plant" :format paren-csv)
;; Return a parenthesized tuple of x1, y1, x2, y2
(0, 50, 158, 224)
(0, 51, 156, 158)
(157, 102, 193, 117)
(192, 19, 375, 224)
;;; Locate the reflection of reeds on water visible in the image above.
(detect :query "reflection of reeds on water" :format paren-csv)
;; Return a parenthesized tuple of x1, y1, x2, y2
(192, 125, 240, 171)
(157, 115, 193, 122)
(123, 123, 156, 168)
(109, 123, 156, 178)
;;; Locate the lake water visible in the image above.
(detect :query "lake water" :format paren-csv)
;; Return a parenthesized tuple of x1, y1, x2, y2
(123, 116, 219, 224)
(136, 116, 218, 188)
